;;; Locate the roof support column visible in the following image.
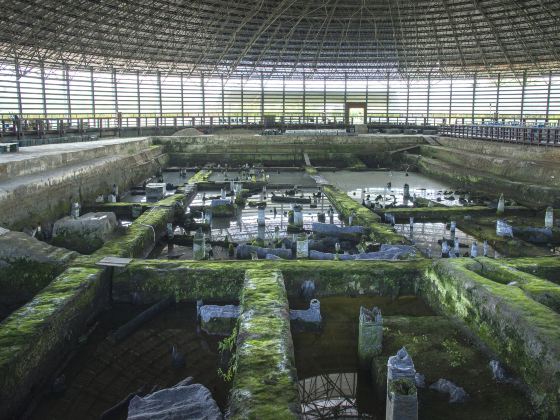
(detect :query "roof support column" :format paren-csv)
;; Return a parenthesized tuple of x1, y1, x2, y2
(136, 71, 142, 135)
(471, 72, 477, 124)
(40, 62, 47, 118)
(344, 72, 347, 104)
(386, 72, 390, 124)
(365, 76, 369, 124)
(323, 76, 326, 123)
(427, 73, 431, 125)
(201, 74, 206, 125)
(180, 73, 185, 122)
(112, 68, 120, 136)
(260, 72, 264, 125)
(282, 75, 285, 124)
(240, 75, 244, 123)
(406, 77, 410, 125)
(65, 64, 72, 124)
(302, 72, 306, 123)
(90, 67, 96, 119)
(545, 71, 552, 123)
(157, 70, 163, 117)
(448, 76, 453, 124)
(14, 58, 23, 116)
(520, 70, 527, 123)
(221, 74, 225, 124)
(495, 73, 501, 122)
(136, 71, 141, 117)
(14, 57, 23, 139)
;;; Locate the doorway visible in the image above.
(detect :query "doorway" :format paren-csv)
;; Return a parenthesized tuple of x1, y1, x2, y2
(344, 102, 367, 125)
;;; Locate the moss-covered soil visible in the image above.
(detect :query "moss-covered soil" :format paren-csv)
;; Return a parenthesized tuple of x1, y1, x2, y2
(323, 185, 409, 244)
(229, 269, 300, 419)
(421, 258, 560, 416)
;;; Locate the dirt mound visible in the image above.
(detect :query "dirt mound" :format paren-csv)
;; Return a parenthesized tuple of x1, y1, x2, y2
(172, 127, 205, 136)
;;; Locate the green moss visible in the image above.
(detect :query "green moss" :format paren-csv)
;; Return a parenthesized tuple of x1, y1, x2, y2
(370, 315, 530, 419)
(229, 269, 300, 419)
(389, 378, 417, 396)
(111, 259, 430, 304)
(304, 166, 318, 175)
(211, 203, 235, 217)
(323, 185, 409, 244)
(375, 206, 530, 222)
(0, 258, 62, 306)
(188, 170, 212, 184)
(420, 258, 560, 416)
(457, 217, 549, 258)
(92, 194, 184, 259)
(0, 263, 107, 419)
(503, 257, 560, 284)
(473, 257, 560, 313)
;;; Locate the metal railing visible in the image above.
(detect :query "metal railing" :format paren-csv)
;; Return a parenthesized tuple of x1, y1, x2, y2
(440, 124, 560, 146)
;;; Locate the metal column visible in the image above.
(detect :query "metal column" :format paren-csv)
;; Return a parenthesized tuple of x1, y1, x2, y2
(65, 64, 72, 125)
(40, 62, 47, 118)
(471, 73, 477, 124)
(520, 70, 527, 123)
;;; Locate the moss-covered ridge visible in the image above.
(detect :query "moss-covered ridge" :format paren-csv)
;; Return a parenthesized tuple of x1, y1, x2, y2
(0, 258, 64, 312)
(229, 269, 300, 419)
(457, 216, 549, 258)
(92, 194, 185, 259)
(323, 185, 408, 244)
(0, 266, 109, 419)
(473, 257, 560, 313)
(421, 258, 560, 416)
(503, 256, 560, 283)
(0, 193, 185, 419)
(374, 205, 532, 221)
(111, 259, 429, 303)
(188, 169, 212, 184)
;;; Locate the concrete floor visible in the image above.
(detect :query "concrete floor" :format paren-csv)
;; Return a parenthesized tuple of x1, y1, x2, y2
(0, 137, 150, 164)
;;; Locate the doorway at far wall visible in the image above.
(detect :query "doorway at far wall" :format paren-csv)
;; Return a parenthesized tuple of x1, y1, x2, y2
(344, 102, 367, 125)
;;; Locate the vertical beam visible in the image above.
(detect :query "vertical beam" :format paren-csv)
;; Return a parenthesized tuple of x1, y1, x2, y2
(136, 71, 141, 135)
(112, 68, 120, 135)
(112, 68, 119, 114)
(344, 72, 348, 125)
(136, 71, 141, 117)
(448, 76, 453, 124)
(471, 73, 477, 124)
(260, 72, 264, 124)
(157, 71, 163, 117)
(90, 67, 96, 119)
(323, 76, 326, 122)
(282, 75, 286, 123)
(180, 73, 185, 119)
(201, 74, 206, 124)
(520, 70, 527, 123)
(495, 73, 501, 122)
(365, 76, 369, 124)
(302, 72, 306, 122)
(64, 64, 72, 122)
(240, 75, 244, 122)
(427, 73, 431, 124)
(344, 72, 347, 104)
(406, 78, 410, 125)
(545, 71, 552, 123)
(40, 62, 47, 118)
(221, 74, 225, 123)
(14, 58, 23, 116)
(386, 72, 390, 124)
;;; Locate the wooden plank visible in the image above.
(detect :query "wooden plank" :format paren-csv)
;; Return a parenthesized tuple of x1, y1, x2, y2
(96, 256, 133, 267)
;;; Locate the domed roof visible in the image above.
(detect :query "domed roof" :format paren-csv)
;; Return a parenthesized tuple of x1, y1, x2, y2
(2, 0, 558, 78)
